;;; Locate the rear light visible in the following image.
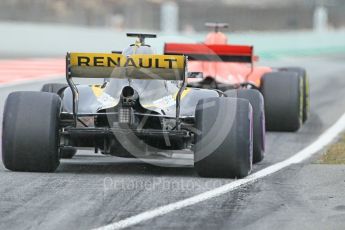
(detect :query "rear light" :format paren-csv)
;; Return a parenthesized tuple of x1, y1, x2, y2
(119, 107, 134, 124)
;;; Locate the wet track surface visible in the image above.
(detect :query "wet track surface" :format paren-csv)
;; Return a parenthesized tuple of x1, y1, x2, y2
(1, 55, 345, 229)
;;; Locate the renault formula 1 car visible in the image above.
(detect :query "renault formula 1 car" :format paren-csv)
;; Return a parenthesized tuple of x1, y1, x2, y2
(164, 23, 310, 133)
(2, 33, 259, 178)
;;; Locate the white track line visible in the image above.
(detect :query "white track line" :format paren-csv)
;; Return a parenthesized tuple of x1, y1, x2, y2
(94, 112, 345, 230)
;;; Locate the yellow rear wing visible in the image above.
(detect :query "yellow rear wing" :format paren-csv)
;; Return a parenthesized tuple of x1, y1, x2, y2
(67, 53, 186, 81)
(65, 52, 187, 125)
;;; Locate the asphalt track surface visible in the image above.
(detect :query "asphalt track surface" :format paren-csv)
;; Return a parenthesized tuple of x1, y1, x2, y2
(1, 55, 345, 230)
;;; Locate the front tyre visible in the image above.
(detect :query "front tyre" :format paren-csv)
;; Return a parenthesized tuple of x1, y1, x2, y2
(41, 83, 77, 158)
(59, 147, 77, 159)
(41, 83, 68, 95)
(2, 92, 61, 172)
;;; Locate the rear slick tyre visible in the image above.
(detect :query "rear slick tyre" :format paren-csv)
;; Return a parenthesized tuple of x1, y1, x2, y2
(261, 72, 303, 132)
(194, 97, 253, 178)
(278, 67, 309, 123)
(2, 92, 61, 172)
(225, 89, 265, 163)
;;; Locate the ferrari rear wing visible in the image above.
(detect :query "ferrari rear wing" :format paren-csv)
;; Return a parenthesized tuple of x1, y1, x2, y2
(164, 43, 253, 63)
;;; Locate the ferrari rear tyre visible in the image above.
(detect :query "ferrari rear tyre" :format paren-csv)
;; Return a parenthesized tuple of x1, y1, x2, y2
(194, 97, 253, 178)
(2, 92, 61, 172)
(278, 67, 309, 123)
(261, 71, 303, 132)
(225, 89, 265, 163)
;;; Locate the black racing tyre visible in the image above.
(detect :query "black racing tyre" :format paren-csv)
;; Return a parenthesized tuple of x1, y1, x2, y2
(41, 83, 68, 95)
(194, 97, 253, 178)
(278, 67, 309, 123)
(261, 71, 303, 132)
(2, 91, 61, 172)
(225, 89, 265, 163)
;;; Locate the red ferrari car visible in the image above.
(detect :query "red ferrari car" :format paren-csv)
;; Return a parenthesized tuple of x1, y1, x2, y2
(164, 23, 309, 132)
(165, 23, 309, 163)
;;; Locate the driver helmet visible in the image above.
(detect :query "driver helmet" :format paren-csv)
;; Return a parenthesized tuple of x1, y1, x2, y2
(205, 32, 228, 45)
